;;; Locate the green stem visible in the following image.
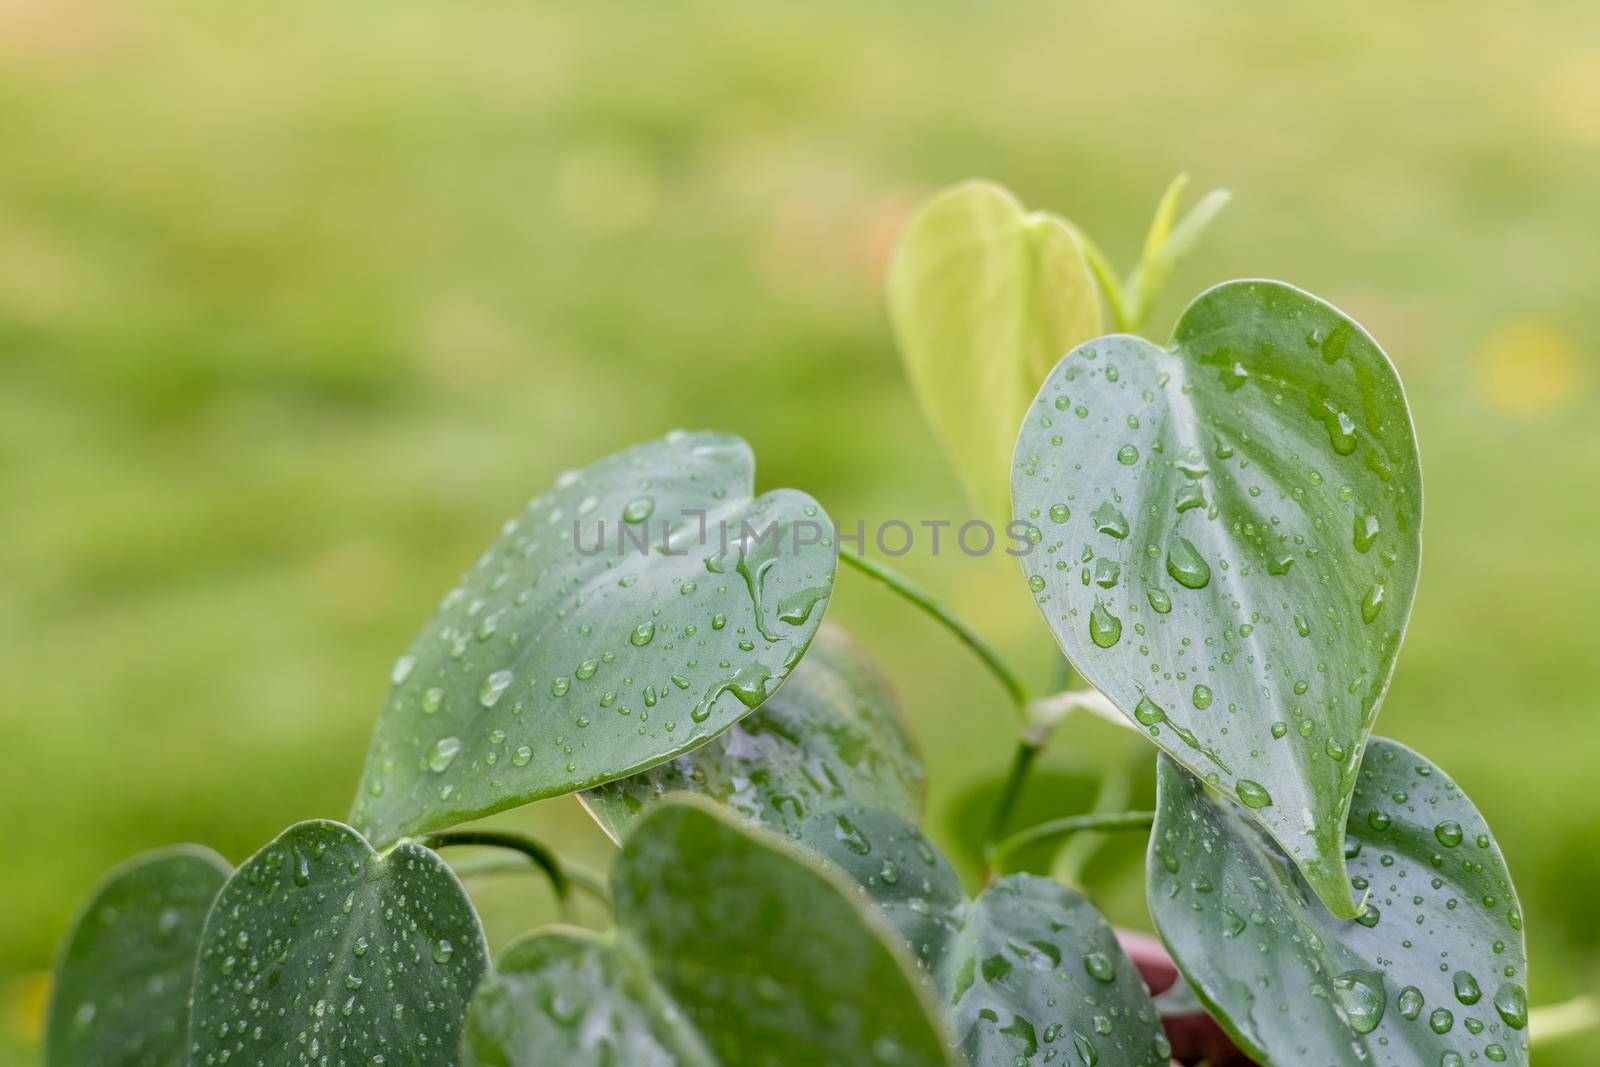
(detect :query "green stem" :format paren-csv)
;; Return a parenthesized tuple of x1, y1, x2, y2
(1051, 762, 1133, 886)
(987, 811, 1156, 874)
(839, 552, 1029, 716)
(422, 830, 611, 917)
(984, 740, 1041, 853)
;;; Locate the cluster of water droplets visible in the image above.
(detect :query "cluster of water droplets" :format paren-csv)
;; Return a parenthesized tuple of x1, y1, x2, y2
(189, 823, 486, 1066)
(1150, 740, 1526, 1065)
(1014, 306, 1420, 876)
(354, 431, 835, 843)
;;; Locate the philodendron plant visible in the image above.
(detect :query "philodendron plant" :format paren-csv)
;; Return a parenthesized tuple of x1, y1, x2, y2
(47, 177, 1544, 1067)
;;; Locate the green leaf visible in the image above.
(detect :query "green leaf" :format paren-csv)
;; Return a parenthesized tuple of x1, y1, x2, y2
(1013, 280, 1422, 917)
(46, 846, 229, 1067)
(799, 806, 1171, 1066)
(1148, 739, 1528, 1066)
(889, 181, 1102, 521)
(579, 623, 924, 840)
(462, 929, 712, 1067)
(463, 798, 957, 1067)
(352, 430, 838, 847)
(190, 820, 488, 1064)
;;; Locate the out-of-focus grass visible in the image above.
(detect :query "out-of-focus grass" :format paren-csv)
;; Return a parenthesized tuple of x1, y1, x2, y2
(3, 0, 1598, 1060)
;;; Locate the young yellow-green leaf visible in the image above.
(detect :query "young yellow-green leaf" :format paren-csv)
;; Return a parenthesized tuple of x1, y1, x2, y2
(1148, 739, 1527, 1067)
(799, 806, 1171, 1067)
(190, 820, 488, 1066)
(352, 430, 837, 847)
(889, 181, 1102, 521)
(463, 798, 958, 1067)
(1013, 280, 1421, 917)
(579, 624, 924, 840)
(46, 846, 229, 1067)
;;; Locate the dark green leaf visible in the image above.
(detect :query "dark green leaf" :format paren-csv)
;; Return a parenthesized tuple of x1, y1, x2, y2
(580, 623, 924, 840)
(462, 930, 712, 1067)
(47, 846, 229, 1067)
(464, 798, 957, 1067)
(1148, 739, 1527, 1066)
(352, 430, 837, 847)
(190, 820, 488, 1065)
(799, 806, 1171, 1066)
(1013, 280, 1422, 917)
(889, 181, 1102, 521)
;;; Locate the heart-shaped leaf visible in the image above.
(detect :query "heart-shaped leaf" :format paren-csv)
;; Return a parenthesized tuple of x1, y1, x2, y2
(190, 820, 488, 1065)
(799, 806, 1171, 1066)
(462, 798, 957, 1067)
(47, 846, 229, 1067)
(1013, 280, 1422, 916)
(1148, 738, 1527, 1066)
(579, 623, 924, 841)
(890, 181, 1102, 521)
(352, 430, 837, 847)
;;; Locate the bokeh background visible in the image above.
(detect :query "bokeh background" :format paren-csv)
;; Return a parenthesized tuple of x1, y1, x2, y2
(3, 1, 1597, 1061)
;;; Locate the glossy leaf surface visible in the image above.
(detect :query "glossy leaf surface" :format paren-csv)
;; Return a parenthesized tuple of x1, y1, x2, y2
(353, 430, 837, 847)
(1149, 739, 1527, 1066)
(580, 624, 923, 841)
(800, 806, 1171, 1067)
(190, 820, 487, 1066)
(464, 798, 957, 1067)
(47, 846, 229, 1067)
(890, 181, 1102, 520)
(1014, 280, 1421, 916)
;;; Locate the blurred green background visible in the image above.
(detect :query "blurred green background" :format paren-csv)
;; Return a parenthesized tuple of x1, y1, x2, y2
(3, 0, 1597, 1061)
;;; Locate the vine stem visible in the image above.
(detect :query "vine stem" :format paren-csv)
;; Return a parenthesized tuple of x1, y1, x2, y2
(839, 552, 1028, 717)
(421, 830, 611, 917)
(984, 689, 1130, 855)
(986, 811, 1156, 875)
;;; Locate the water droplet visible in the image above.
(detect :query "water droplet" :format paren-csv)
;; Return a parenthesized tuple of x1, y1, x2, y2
(1434, 820, 1463, 847)
(1332, 970, 1386, 1035)
(551, 677, 570, 697)
(1397, 986, 1424, 1020)
(1147, 588, 1172, 614)
(479, 670, 513, 708)
(1082, 951, 1115, 982)
(622, 496, 655, 523)
(1452, 970, 1481, 1005)
(1089, 599, 1122, 648)
(511, 745, 532, 766)
(433, 939, 454, 965)
(575, 659, 599, 680)
(630, 620, 656, 646)
(1165, 538, 1211, 590)
(1429, 1008, 1454, 1034)
(1049, 503, 1070, 523)
(1236, 779, 1272, 809)
(428, 737, 462, 773)
(1028, 575, 1046, 594)
(421, 688, 444, 715)
(1361, 581, 1385, 623)
(1092, 502, 1129, 539)
(390, 655, 415, 686)
(1192, 684, 1213, 710)
(1116, 444, 1140, 465)
(1134, 695, 1165, 728)
(1493, 983, 1528, 1030)
(1353, 510, 1380, 553)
